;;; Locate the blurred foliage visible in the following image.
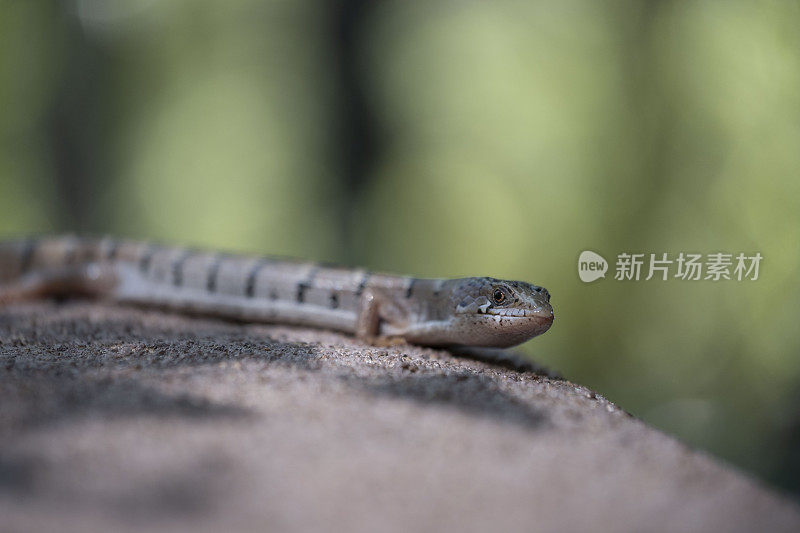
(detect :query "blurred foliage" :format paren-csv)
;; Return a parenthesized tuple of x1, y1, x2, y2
(1, 0, 799, 493)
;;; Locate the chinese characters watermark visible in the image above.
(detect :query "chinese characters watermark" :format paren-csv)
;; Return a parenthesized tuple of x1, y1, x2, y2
(578, 251, 762, 283)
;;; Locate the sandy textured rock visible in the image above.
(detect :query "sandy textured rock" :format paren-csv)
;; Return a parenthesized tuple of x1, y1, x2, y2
(0, 301, 798, 533)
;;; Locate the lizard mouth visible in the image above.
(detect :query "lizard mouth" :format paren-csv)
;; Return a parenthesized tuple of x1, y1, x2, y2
(477, 307, 553, 319)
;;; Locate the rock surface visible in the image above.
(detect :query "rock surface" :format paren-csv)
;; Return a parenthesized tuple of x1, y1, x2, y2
(0, 301, 798, 533)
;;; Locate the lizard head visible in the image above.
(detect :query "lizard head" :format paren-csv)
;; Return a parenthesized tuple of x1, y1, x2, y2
(449, 277, 554, 348)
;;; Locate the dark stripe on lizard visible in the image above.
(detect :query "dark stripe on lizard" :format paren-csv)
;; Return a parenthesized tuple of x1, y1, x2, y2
(205, 254, 224, 293)
(104, 239, 120, 261)
(245, 258, 269, 298)
(139, 244, 157, 274)
(19, 238, 36, 273)
(171, 249, 193, 287)
(405, 278, 416, 299)
(296, 267, 319, 304)
(355, 272, 371, 297)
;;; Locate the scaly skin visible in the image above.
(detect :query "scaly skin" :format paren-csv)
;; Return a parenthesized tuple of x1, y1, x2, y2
(0, 236, 554, 348)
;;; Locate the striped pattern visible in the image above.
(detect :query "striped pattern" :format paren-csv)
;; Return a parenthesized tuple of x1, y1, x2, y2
(0, 236, 418, 334)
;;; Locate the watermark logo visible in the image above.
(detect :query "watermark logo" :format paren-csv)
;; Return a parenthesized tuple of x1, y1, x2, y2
(578, 250, 608, 282)
(578, 251, 762, 282)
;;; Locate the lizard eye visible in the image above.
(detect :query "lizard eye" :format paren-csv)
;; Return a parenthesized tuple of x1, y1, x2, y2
(492, 288, 506, 305)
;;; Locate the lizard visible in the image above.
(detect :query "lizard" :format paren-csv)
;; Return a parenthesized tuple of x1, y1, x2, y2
(0, 235, 554, 348)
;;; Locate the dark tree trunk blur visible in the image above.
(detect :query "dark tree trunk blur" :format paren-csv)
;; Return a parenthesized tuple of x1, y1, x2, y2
(329, 0, 380, 263)
(47, 3, 110, 233)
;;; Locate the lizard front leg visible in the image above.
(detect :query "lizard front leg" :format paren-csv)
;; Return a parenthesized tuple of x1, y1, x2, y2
(355, 288, 407, 346)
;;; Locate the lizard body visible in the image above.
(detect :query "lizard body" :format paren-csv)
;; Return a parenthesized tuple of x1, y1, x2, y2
(0, 236, 554, 348)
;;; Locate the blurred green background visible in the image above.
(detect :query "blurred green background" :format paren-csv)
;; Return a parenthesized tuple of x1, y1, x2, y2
(2, 0, 799, 494)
